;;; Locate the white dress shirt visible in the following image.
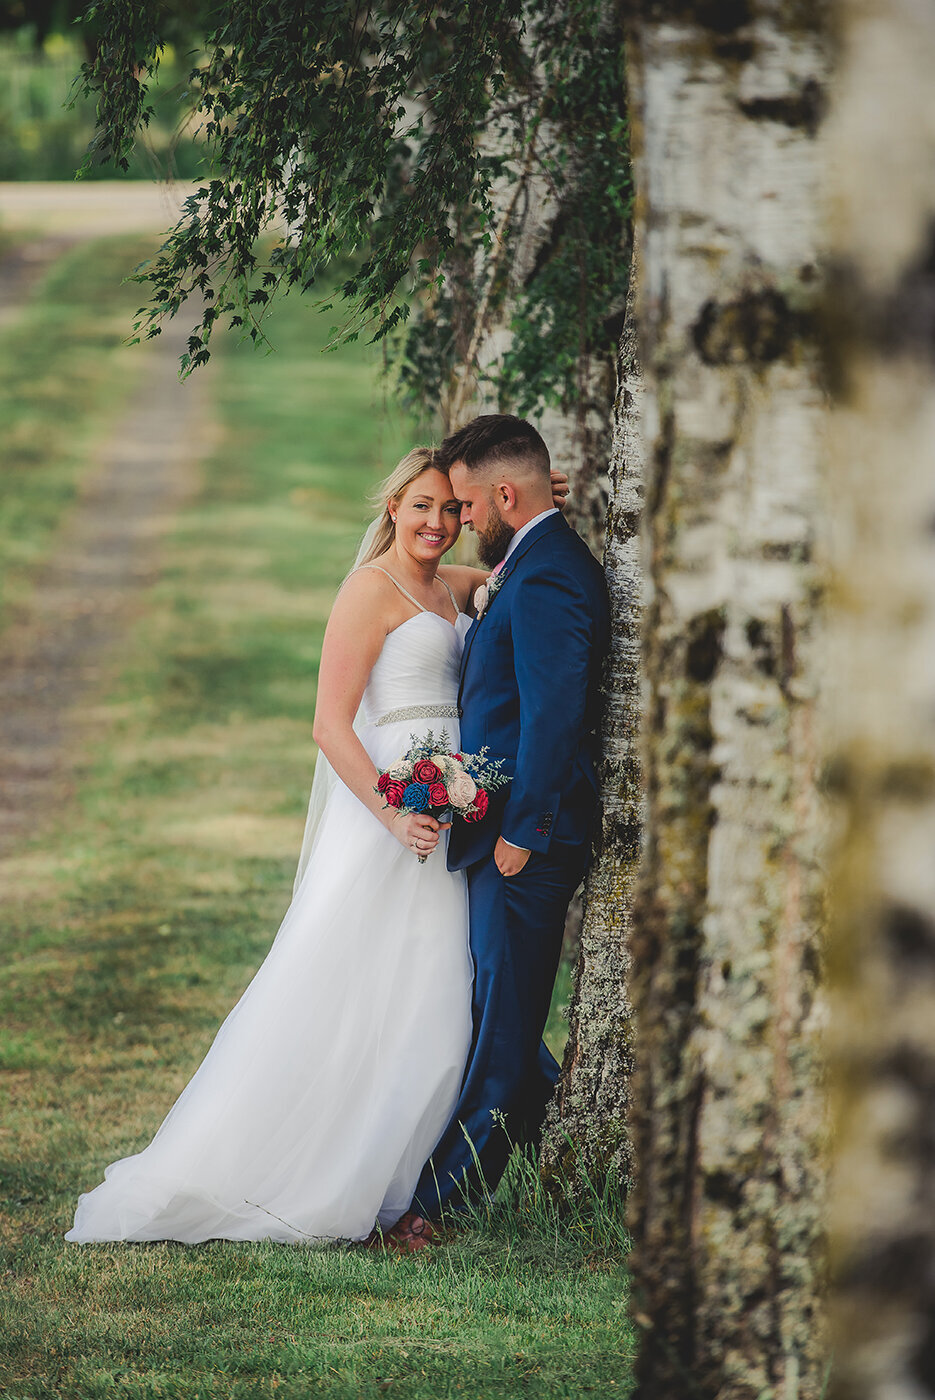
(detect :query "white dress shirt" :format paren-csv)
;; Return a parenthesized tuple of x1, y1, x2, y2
(501, 507, 559, 567)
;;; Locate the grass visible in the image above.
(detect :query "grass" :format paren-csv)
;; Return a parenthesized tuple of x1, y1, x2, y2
(0, 235, 153, 628)
(0, 238, 632, 1399)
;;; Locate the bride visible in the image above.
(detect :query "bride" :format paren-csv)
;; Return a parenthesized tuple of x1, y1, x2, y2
(66, 447, 564, 1247)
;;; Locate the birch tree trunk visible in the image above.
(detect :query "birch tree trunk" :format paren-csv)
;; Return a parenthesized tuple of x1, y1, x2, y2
(439, 2, 636, 1175)
(825, 5, 935, 1397)
(625, 7, 830, 1395)
(541, 277, 643, 1186)
(441, 1, 625, 556)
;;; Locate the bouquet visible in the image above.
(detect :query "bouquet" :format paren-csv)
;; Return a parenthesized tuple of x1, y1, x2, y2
(375, 729, 510, 862)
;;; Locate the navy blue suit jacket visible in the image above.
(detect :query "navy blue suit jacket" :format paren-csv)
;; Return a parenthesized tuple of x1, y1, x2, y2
(448, 512, 610, 872)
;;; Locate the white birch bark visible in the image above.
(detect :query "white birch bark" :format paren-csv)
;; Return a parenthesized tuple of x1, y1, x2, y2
(625, 7, 830, 1395)
(541, 277, 643, 1185)
(825, 5, 935, 1397)
(441, 2, 622, 555)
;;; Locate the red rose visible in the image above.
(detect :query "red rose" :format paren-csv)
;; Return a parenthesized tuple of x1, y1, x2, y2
(413, 759, 443, 784)
(383, 779, 406, 808)
(377, 772, 392, 794)
(464, 788, 489, 822)
(428, 781, 448, 807)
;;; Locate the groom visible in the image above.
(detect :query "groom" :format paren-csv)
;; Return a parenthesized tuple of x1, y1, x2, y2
(405, 413, 610, 1236)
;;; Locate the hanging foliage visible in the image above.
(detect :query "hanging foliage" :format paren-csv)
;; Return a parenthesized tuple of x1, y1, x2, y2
(76, 0, 630, 410)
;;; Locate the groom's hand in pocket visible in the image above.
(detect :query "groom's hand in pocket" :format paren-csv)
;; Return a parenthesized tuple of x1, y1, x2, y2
(495, 837, 531, 878)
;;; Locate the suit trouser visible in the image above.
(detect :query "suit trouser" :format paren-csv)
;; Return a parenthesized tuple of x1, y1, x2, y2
(413, 842, 588, 1219)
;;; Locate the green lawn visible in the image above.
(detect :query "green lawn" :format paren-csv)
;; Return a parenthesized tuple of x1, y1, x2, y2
(0, 237, 632, 1400)
(0, 236, 151, 628)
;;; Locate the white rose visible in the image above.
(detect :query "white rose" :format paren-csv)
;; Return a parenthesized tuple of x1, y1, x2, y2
(447, 772, 477, 809)
(473, 583, 489, 617)
(388, 760, 413, 781)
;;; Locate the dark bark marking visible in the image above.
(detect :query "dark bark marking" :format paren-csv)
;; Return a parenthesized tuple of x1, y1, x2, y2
(780, 603, 796, 693)
(614, 507, 643, 541)
(647, 404, 674, 521)
(696, 440, 734, 476)
(884, 903, 935, 973)
(686, 608, 726, 682)
(705, 1167, 744, 1211)
(692, 288, 802, 367)
(738, 77, 827, 137)
(762, 537, 812, 563)
(819, 754, 851, 798)
(819, 756, 935, 802)
(880, 1043, 935, 1095)
(825, 221, 935, 393)
(837, 1231, 931, 1294)
(745, 616, 776, 678)
(910, 1313, 935, 1391)
(616, 818, 643, 862)
(879, 762, 935, 801)
(630, 0, 752, 31)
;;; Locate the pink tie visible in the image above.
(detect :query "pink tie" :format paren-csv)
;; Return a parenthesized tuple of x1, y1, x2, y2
(491, 559, 506, 576)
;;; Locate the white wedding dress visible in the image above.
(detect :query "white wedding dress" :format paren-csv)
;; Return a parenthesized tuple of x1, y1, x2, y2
(67, 587, 474, 1245)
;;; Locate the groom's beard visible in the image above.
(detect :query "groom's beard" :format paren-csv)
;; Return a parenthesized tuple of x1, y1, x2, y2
(475, 500, 515, 569)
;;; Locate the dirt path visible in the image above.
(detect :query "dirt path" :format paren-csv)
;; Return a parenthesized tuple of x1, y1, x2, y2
(0, 186, 210, 856)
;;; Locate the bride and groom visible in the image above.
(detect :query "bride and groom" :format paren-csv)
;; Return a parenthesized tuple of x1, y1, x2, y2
(66, 413, 611, 1248)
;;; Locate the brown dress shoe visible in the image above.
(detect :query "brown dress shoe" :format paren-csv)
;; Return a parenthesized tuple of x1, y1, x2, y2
(386, 1211, 438, 1253)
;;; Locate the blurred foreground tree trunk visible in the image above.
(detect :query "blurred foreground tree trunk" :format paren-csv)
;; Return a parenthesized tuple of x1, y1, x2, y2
(625, 6, 830, 1395)
(826, 4, 935, 1397)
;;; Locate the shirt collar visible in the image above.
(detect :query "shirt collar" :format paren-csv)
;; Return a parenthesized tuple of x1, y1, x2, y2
(503, 507, 559, 566)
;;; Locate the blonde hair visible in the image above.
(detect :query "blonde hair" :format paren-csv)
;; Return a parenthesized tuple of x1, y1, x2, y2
(356, 445, 448, 566)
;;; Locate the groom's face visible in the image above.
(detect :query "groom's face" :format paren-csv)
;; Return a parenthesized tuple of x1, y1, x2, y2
(449, 462, 515, 570)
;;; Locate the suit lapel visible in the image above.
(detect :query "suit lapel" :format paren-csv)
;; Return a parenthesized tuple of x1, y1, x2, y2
(458, 616, 481, 699)
(458, 512, 569, 703)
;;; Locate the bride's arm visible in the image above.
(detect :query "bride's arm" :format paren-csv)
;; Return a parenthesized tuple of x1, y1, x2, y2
(312, 573, 444, 856)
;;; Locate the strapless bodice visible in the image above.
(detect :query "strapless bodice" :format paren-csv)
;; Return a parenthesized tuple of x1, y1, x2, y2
(359, 611, 472, 726)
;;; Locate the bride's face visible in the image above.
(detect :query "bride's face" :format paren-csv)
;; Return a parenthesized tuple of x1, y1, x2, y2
(392, 469, 461, 563)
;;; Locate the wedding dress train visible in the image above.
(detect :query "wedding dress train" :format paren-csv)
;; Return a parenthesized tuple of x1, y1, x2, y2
(66, 602, 473, 1244)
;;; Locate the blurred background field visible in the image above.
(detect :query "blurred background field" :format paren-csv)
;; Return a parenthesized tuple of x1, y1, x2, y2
(0, 27, 208, 181)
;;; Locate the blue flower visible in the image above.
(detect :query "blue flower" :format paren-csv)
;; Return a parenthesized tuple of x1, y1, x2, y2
(402, 782, 431, 813)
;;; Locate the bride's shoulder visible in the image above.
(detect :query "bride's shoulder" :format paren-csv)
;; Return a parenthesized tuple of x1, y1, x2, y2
(332, 565, 400, 626)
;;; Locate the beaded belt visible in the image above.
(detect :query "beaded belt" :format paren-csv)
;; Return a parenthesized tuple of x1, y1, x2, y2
(375, 703, 462, 728)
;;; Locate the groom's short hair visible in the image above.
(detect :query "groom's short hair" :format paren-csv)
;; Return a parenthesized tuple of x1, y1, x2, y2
(437, 414, 550, 479)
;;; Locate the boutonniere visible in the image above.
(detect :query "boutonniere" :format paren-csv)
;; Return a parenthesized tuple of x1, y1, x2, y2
(473, 563, 506, 621)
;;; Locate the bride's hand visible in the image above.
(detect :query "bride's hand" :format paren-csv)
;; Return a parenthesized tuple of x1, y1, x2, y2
(389, 809, 442, 858)
(550, 469, 570, 511)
